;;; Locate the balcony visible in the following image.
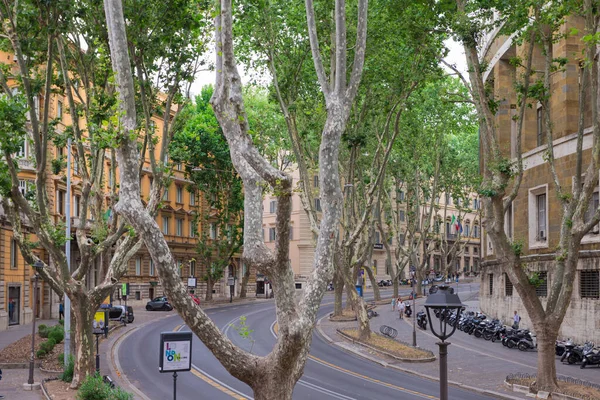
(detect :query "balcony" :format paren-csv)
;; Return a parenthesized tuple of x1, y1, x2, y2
(17, 158, 35, 171)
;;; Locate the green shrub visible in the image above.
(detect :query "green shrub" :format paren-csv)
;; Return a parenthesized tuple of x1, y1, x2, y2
(40, 338, 56, 354)
(60, 354, 74, 383)
(110, 386, 133, 400)
(57, 352, 65, 365)
(38, 324, 49, 338)
(75, 373, 133, 400)
(36, 349, 47, 358)
(77, 374, 110, 400)
(48, 327, 64, 344)
(58, 319, 64, 325)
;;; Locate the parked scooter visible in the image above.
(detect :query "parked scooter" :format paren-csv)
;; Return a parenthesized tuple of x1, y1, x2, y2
(517, 331, 536, 351)
(404, 303, 412, 318)
(561, 342, 594, 365)
(555, 339, 570, 357)
(581, 344, 600, 368)
(417, 311, 427, 330)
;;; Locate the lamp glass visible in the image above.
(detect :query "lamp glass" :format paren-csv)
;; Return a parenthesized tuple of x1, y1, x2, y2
(424, 285, 464, 342)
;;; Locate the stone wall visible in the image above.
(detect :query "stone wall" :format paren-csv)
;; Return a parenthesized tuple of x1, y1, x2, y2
(479, 260, 600, 344)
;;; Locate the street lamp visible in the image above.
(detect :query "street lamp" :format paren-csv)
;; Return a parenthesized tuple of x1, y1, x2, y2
(410, 268, 416, 347)
(424, 285, 464, 400)
(28, 260, 44, 387)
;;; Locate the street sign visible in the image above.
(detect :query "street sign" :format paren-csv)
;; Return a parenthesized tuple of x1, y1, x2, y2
(227, 277, 235, 286)
(92, 310, 108, 335)
(187, 277, 197, 288)
(373, 243, 384, 250)
(159, 332, 193, 373)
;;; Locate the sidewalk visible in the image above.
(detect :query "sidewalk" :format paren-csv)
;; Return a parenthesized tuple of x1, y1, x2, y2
(0, 318, 59, 400)
(317, 290, 526, 400)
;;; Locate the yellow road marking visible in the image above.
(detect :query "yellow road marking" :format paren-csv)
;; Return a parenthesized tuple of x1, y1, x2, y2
(190, 368, 247, 400)
(172, 324, 183, 332)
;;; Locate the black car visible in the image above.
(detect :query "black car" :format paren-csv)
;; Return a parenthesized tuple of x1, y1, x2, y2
(146, 296, 173, 311)
(108, 305, 134, 323)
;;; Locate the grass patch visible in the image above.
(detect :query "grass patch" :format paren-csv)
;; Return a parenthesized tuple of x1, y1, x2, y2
(507, 376, 600, 400)
(340, 328, 434, 360)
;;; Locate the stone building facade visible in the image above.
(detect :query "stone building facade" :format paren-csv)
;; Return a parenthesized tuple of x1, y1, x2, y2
(479, 16, 600, 343)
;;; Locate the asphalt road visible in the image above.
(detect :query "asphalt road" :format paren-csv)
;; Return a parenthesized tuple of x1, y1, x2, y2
(118, 287, 496, 400)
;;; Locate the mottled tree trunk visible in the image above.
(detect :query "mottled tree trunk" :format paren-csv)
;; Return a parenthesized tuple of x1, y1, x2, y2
(392, 276, 399, 298)
(239, 266, 251, 298)
(364, 265, 380, 301)
(205, 276, 215, 301)
(534, 322, 559, 392)
(333, 267, 345, 316)
(70, 302, 95, 388)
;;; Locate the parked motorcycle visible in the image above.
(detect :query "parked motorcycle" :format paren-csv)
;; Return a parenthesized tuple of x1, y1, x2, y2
(404, 303, 412, 317)
(561, 342, 594, 365)
(417, 311, 427, 330)
(581, 345, 600, 368)
(555, 339, 570, 357)
(517, 332, 536, 351)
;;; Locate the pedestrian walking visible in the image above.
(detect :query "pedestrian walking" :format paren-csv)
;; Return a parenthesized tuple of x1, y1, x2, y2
(513, 310, 521, 329)
(398, 298, 405, 319)
(391, 297, 396, 311)
(59, 302, 64, 321)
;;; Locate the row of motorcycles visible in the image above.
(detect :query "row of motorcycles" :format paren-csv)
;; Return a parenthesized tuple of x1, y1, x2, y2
(555, 339, 600, 369)
(431, 310, 600, 369)
(433, 310, 537, 351)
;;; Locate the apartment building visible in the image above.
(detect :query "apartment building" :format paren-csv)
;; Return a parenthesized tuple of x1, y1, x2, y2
(479, 16, 600, 343)
(0, 51, 245, 330)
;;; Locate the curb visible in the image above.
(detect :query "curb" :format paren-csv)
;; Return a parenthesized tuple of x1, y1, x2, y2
(0, 361, 41, 369)
(335, 329, 436, 363)
(40, 378, 55, 400)
(315, 314, 525, 400)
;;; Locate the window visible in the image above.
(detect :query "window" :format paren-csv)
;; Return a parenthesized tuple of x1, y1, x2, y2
(73, 195, 81, 217)
(473, 198, 479, 210)
(73, 156, 79, 175)
(177, 163, 182, 171)
(537, 194, 547, 241)
(162, 187, 169, 201)
(399, 191, 405, 202)
(56, 189, 66, 215)
(189, 191, 196, 206)
(510, 106, 517, 158)
(536, 105, 546, 146)
(474, 246, 478, 255)
(109, 168, 114, 188)
(162, 216, 170, 235)
(189, 221, 195, 238)
(535, 271, 548, 297)
(57, 100, 63, 120)
(464, 223, 470, 237)
(176, 186, 183, 203)
(177, 260, 182, 276)
(527, 185, 549, 247)
(135, 258, 141, 276)
(10, 239, 18, 269)
(150, 259, 155, 276)
(176, 218, 183, 236)
(313, 175, 319, 188)
(269, 200, 277, 214)
(375, 231, 381, 244)
(190, 261, 196, 276)
(580, 270, 599, 299)
(210, 223, 218, 239)
(399, 210, 405, 222)
(488, 274, 494, 295)
(473, 224, 479, 238)
(269, 227, 276, 241)
(505, 273, 513, 296)
(464, 258, 470, 272)
(464, 246, 470, 254)
(315, 198, 322, 212)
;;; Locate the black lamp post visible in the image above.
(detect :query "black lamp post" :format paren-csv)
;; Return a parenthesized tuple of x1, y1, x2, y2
(423, 284, 464, 400)
(28, 260, 44, 386)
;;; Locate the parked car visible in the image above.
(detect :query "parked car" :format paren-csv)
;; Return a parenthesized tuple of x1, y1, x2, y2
(146, 296, 173, 311)
(190, 293, 200, 305)
(108, 305, 134, 323)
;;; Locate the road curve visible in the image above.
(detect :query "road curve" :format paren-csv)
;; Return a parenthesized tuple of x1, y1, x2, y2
(118, 291, 496, 399)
